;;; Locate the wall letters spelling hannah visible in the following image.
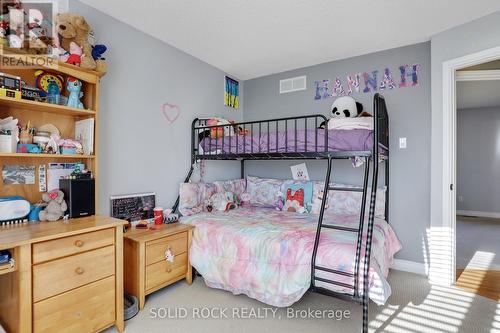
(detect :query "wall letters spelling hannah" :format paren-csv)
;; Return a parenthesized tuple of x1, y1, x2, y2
(314, 63, 421, 100)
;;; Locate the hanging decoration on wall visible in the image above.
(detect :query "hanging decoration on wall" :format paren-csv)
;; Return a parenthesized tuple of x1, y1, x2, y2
(224, 76, 239, 109)
(314, 63, 421, 100)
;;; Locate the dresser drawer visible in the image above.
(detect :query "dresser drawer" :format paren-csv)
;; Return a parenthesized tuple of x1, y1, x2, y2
(33, 228, 115, 264)
(146, 252, 188, 292)
(33, 276, 115, 333)
(145, 232, 188, 266)
(33, 245, 115, 302)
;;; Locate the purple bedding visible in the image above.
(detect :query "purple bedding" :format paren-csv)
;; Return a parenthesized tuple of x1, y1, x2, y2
(200, 128, 379, 154)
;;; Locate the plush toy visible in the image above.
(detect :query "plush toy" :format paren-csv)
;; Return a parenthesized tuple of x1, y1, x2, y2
(66, 77, 84, 109)
(92, 44, 107, 61)
(331, 96, 363, 119)
(65, 42, 83, 66)
(275, 191, 284, 211)
(55, 13, 107, 73)
(208, 118, 234, 139)
(283, 188, 306, 213)
(39, 190, 67, 221)
(207, 191, 237, 212)
(319, 96, 369, 128)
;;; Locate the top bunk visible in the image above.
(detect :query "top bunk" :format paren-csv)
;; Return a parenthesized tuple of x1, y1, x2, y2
(192, 93, 389, 161)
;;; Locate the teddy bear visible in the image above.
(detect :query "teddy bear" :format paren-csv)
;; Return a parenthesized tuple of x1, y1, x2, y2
(55, 13, 107, 74)
(38, 190, 67, 221)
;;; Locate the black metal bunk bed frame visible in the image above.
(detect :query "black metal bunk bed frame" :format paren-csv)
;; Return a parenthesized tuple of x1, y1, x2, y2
(173, 93, 389, 333)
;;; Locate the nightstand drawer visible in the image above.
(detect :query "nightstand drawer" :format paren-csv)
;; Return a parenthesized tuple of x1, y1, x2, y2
(33, 276, 115, 333)
(33, 245, 115, 302)
(33, 228, 115, 264)
(145, 232, 187, 266)
(146, 252, 188, 292)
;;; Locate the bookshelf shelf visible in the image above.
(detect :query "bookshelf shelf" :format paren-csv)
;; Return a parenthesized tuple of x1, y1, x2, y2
(0, 96, 96, 117)
(0, 263, 16, 276)
(0, 153, 95, 159)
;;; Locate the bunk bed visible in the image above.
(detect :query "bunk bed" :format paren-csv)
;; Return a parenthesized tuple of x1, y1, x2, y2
(174, 93, 393, 333)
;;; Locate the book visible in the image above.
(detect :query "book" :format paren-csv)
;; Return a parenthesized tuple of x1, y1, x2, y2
(75, 118, 94, 155)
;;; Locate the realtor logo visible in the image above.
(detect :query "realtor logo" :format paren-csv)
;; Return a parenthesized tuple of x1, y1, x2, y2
(0, 0, 60, 68)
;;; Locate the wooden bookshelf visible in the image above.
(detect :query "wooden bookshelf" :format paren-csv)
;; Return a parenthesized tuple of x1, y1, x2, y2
(0, 53, 102, 209)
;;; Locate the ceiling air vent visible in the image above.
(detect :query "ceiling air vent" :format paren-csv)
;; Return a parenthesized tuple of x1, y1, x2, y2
(279, 76, 306, 94)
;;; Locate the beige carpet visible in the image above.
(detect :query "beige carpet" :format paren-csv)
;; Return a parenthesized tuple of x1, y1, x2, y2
(106, 270, 500, 333)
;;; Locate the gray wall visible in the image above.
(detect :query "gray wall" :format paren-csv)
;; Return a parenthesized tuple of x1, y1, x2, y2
(243, 43, 431, 263)
(457, 107, 500, 213)
(70, 1, 244, 213)
(430, 11, 500, 227)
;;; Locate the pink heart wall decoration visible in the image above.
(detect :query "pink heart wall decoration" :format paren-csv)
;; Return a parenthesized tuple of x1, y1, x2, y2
(162, 103, 181, 124)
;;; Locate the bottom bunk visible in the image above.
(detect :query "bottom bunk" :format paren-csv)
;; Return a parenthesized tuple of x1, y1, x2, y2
(180, 206, 401, 307)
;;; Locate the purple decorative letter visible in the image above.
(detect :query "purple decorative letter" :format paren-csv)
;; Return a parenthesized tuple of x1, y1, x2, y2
(331, 77, 346, 97)
(346, 73, 361, 95)
(380, 68, 396, 91)
(363, 71, 379, 93)
(399, 64, 421, 87)
(314, 80, 331, 100)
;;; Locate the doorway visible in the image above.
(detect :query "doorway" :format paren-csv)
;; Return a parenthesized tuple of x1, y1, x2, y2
(454, 62, 500, 301)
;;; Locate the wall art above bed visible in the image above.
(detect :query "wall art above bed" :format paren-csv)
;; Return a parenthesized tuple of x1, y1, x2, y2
(314, 63, 421, 100)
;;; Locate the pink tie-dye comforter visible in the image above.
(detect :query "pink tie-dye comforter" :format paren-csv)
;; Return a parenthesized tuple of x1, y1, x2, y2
(181, 207, 402, 306)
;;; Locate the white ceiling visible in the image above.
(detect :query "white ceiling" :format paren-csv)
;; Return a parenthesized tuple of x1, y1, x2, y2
(80, 0, 500, 80)
(457, 80, 500, 110)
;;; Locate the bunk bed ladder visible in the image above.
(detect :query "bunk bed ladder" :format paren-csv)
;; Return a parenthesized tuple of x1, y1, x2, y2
(310, 155, 376, 333)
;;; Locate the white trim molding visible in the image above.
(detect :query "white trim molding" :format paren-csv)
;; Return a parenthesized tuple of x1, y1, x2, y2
(391, 259, 427, 276)
(457, 210, 500, 219)
(437, 45, 500, 286)
(456, 69, 500, 81)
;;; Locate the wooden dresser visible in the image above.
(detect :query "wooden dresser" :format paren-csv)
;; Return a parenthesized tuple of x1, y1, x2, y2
(0, 216, 127, 333)
(124, 223, 194, 309)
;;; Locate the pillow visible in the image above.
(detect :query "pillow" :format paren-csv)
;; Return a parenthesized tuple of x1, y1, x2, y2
(245, 176, 284, 208)
(213, 179, 246, 201)
(178, 182, 216, 216)
(281, 181, 313, 213)
(311, 181, 387, 219)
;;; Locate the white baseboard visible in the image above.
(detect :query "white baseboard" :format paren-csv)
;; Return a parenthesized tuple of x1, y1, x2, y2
(391, 259, 427, 276)
(457, 210, 500, 219)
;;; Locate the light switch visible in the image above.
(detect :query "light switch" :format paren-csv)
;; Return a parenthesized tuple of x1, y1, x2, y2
(399, 137, 407, 149)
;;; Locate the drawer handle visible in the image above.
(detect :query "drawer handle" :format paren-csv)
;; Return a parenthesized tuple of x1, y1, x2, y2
(75, 267, 85, 275)
(166, 268, 172, 273)
(74, 240, 84, 247)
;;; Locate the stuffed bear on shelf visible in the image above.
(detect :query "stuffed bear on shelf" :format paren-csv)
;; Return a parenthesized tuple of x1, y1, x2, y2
(38, 190, 67, 222)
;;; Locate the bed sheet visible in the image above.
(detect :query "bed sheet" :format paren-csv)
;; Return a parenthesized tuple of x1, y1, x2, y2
(199, 128, 376, 155)
(181, 207, 401, 307)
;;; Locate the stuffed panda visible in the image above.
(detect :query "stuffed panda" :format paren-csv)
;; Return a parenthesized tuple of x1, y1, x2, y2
(319, 96, 365, 128)
(331, 96, 363, 118)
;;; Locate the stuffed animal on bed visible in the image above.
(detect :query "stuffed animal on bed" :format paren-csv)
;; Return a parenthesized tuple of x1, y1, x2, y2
(319, 96, 370, 128)
(283, 188, 307, 213)
(198, 118, 249, 142)
(206, 191, 237, 212)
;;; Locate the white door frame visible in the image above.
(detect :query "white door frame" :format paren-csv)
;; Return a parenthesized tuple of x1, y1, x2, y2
(441, 45, 500, 284)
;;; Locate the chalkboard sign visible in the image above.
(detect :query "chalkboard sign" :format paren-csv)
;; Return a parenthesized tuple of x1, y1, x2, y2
(110, 192, 156, 222)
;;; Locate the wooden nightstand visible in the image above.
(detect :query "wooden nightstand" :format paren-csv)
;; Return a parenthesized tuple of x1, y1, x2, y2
(123, 223, 194, 309)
